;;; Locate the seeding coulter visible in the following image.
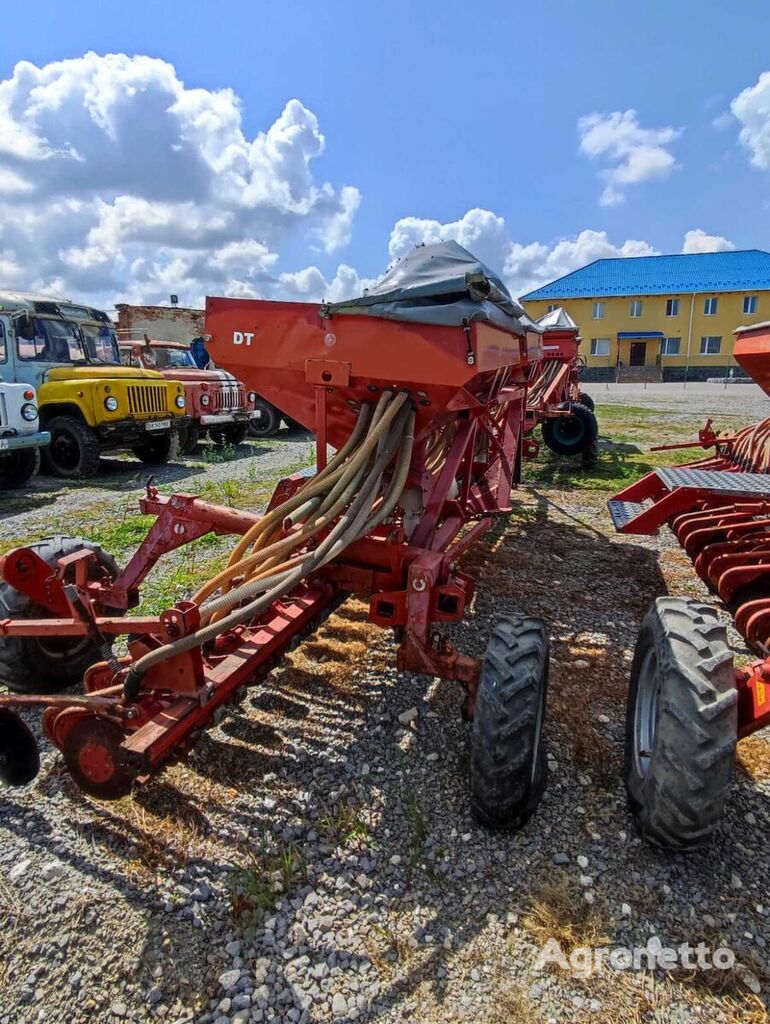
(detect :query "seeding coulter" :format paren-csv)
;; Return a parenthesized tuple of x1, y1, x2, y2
(609, 321, 770, 850)
(523, 307, 598, 466)
(0, 249, 551, 830)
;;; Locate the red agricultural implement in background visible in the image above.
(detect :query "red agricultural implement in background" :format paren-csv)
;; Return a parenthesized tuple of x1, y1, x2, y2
(0, 243, 551, 830)
(609, 320, 770, 851)
(523, 307, 598, 466)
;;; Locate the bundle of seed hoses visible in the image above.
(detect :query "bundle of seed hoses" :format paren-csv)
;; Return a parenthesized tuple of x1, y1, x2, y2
(123, 391, 416, 695)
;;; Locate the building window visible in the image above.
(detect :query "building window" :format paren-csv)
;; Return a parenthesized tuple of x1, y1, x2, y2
(546, 304, 558, 312)
(704, 297, 718, 316)
(700, 336, 722, 355)
(665, 298, 679, 317)
(661, 337, 681, 356)
(590, 338, 611, 357)
(744, 295, 758, 315)
(592, 301, 605, 319)
(629, 300, 643, 318)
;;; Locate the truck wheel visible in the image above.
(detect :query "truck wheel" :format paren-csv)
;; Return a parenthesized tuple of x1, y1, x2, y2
(132, 430, 180, 465)
(0, 536, 121, 694)
(42, 415, 101, 478)
(578, 391, 595, 412)
(248, 399, 281, 438)
(0, 448, 41, 489)
(471, 614, 549, 830)
(210, 423, 248, 446)
(542, 402, 598, 457)
(625, 597, 738, 851)
(180, 422, 201, 455)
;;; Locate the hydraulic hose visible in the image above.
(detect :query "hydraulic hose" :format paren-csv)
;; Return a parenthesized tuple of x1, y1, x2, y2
(122, 396, 415, 699)
(192, 391, 407, 607)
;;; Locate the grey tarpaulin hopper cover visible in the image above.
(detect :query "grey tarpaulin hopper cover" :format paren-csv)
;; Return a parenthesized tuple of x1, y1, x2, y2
(323, 241, 542, 338)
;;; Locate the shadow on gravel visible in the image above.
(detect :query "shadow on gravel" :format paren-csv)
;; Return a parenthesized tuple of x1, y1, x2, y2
(2, 474, 768, 1022)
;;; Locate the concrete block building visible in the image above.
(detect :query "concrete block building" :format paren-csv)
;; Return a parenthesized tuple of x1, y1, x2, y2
(115, 303, 204, 344)
(521, 250, 770, 382)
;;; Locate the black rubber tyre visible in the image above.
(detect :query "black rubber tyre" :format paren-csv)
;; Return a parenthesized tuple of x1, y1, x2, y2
(0, 710, 40, 787)
(0, 448, 41, 489)
(578, 391, 595, 412)
(41, 415, 101, 479)
(247, 399, 281, 438)
(471, 614, 549, 830)
(0, 536, 121, 694)
(624, 597, 738, 851)
(179, 422, 201, 455)
(210, 422, 248, 446)
(132, 430, 180, 465)
(541, 402, 598, 457)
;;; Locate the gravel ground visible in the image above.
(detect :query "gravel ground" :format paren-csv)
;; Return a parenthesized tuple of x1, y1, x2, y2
(589, 381, 770, 421)
(1, 402, 769, 1024)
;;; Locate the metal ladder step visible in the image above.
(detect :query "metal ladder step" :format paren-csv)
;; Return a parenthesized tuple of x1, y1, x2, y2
(608, 499, 649, 531)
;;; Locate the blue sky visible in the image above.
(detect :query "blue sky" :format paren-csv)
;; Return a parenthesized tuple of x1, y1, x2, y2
(0, 0, 768, 307)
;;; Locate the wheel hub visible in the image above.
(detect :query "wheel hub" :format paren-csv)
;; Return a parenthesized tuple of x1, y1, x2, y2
(634, 647, 660, 778)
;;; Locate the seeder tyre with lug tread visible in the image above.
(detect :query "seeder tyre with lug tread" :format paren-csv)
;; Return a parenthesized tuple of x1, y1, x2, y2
(471, 614, 549, 830)
(542, 402, 598, 458)
(0, 536, 121, 694)
(578, 391, 595, 412)
(624, 597, 738, 851)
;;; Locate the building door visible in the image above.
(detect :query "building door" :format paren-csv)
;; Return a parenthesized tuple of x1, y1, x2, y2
(630, 341, 646, 366)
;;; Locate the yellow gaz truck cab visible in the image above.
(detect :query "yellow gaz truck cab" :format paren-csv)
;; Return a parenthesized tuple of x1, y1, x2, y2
(0, 293, 188, 478)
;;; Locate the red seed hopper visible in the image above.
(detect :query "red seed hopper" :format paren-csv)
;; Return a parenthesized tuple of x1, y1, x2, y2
(0, 243, 553, 830)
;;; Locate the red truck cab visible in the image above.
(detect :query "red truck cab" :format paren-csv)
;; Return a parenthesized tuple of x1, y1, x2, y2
(119, 337, 255, 452)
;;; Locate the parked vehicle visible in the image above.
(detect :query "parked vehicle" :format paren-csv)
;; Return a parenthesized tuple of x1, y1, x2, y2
(0, 294, 187, 478)
(0, 378, 50, 489)
(119, 337, 256, 452)
(190, 335, 301, 438)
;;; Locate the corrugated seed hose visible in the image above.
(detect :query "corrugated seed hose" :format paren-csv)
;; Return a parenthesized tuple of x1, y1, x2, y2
(123, 392, 416, 699)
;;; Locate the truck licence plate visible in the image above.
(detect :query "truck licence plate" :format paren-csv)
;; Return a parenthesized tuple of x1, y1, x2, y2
(145, 420, 170, 431)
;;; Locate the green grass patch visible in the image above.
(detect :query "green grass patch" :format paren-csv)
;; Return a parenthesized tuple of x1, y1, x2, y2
(229, 839, 307, 934)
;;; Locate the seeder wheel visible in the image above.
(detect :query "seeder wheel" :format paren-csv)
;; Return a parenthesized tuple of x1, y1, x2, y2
(624, 597, 738, 851)
(61, 716, 134, 800)
(470, 614, 549, 830)
(542, 402, 598, 459)
(0, 536, 122, 694)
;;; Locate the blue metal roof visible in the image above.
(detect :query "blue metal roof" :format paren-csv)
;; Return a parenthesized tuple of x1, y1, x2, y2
(521, 250, 770, 300)
(617, 331, 664, 339)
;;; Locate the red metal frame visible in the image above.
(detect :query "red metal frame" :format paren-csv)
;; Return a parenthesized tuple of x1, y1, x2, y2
(523, 320, 584, 454)
(608, 416, 770, 740)
(0, 303, 537, 796)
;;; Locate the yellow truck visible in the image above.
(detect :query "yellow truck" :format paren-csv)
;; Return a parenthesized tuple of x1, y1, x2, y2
(0, 293, 188, 477)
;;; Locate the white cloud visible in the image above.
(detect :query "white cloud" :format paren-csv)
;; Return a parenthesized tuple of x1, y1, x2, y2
(276, 264, 378, 303)
(387, 210, 658, 297)
(731, 71, 770, 170)
(577, 109, 682, 206)
(0, 52, 360, 307)
(681, 228, 735, 254)
(389, 208, 510, 269)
